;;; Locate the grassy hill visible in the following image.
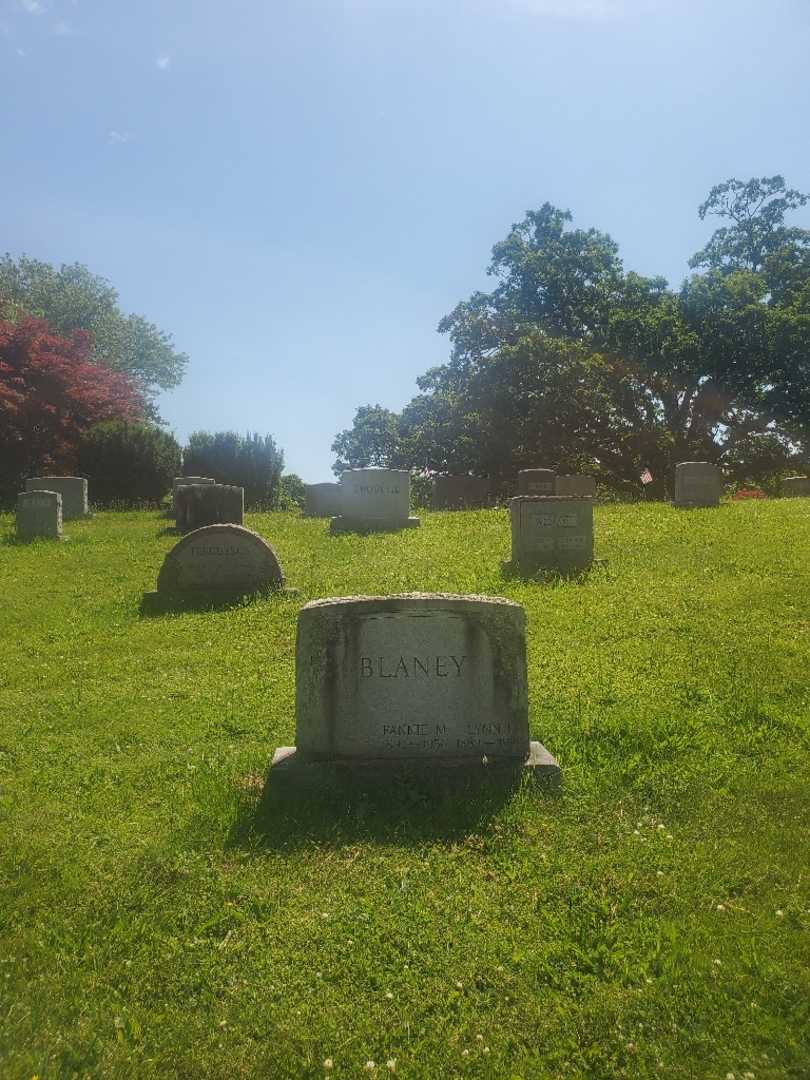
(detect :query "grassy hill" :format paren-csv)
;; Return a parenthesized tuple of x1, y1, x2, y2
(1, 502, 809, 1079)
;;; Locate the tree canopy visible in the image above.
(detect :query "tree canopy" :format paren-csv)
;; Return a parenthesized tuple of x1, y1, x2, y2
(333, 175, 810, 491)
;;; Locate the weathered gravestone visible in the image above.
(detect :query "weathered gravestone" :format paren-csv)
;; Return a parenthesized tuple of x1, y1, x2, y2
(271, 593, 558, 779)
(674, 462, 722, 508)
(431, 476, 492, 510)
(555, 474, 597, 498)
(25, 476, 88, 520)
(517, 469, 556, 495)
(16, 490, 62, 540)
(510, 496, 594, 573)
(171, 476, 215, 514)
(175, 484, 244, 532)
(154, 524, 284, 597)
(330, 469, 420, 533)
(304, 483, 342, 518)
(782, 476, 810, 498)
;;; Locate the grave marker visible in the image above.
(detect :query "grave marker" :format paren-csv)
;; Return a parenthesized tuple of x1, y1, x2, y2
(25, 476, 88, 520)
(555, 474, 597, 498)
(517, 469, 556, 495)
(331, 468, 419, 533)
(431, 476, 491, 510)
(304, 482, 342, 517)
(674, 462, 722, 508)
(171, 476, 215, 514)
(782, 476, 810, 498)
(16, 490, 62, 540)
(175, 483, 244, 532)
(155, 524, 284, 596)
(510, 496, 594, 573)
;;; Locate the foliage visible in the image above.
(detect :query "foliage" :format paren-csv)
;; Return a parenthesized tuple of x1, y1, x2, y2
(331, 404, 403, 474)
(0, 255, 187, 408)
(334, 178, 810, 490)
(0, 316, 145, 503)
(1, 504, 810, 1076)
(77, 421, 181, 507)
(183, 430, 284, 508)
(276, 472, 306, 510)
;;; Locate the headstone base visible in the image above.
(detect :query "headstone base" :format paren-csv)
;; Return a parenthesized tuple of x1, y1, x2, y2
(329, 516, 421, 534)
(268, 740, 560, 785)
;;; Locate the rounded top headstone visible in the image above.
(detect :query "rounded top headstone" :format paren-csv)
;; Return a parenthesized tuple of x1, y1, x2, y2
(157, 524, 284, 594)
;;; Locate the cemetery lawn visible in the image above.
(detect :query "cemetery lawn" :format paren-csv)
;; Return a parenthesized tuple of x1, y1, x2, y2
(1, 502, 810, 1080)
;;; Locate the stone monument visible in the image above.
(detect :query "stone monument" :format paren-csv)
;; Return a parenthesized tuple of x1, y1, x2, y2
(431, 476, 491, 510)
(510, 496, 593, 573)
(304, 482, 342, 518)
(517, 469, 556, 495)
(175, 483, 244, 532)
(782, 476, 810, 498)
(271, 593, 558, 780)
(330, 469, 419, 533)
(555, 475, 597, 498)
(16, 490, 62, 540)
(171, 476, 215, 514)
(25, 476, 88, 520)
(154, 524, 284, 597)
(674, 462, 722, 508)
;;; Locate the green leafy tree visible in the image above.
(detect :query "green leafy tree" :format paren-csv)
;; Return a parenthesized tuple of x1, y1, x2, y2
(77, 421, 181, 507)
(0, 256, 187, 408)
(276, 472, 306, 510)
(331, 405, 403, 474)
(183, 431, 284, 509)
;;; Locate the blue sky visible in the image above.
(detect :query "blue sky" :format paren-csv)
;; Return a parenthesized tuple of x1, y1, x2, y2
(3, 0, 809, 481)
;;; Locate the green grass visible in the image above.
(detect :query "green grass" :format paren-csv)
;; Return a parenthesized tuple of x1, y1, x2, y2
(1, 501, 809, 1079)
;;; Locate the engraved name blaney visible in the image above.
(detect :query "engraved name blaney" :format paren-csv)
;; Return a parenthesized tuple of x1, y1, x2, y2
(360, 655, 467, 678)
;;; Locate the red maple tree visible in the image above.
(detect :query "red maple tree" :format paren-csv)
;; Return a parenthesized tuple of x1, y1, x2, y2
(0, 316, 145, 499)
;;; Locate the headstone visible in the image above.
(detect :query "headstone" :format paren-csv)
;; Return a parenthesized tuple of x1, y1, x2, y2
(175, 484, 244, 532)
(330, 469, 420, 533)
(271, 593, 558, 779)
(555, 475, 597, 498)
(304, 482, 342, 518)
(25, 476, 88, 520)
(171, 476, 215, 514)
(782, 476, 810, 498)
(674, 462, 722, 508)
(517, 469, 556, 495)
(16, 490, 62, 540)
(431, 476, 491, 510)
(155, 524, 284, 596)
(510, 496, 593, 573)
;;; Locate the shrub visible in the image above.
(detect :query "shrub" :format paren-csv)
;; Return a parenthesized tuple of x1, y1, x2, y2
(77, 421, 180, 507)
(276, 473, 306, 511)
(183, 431, 284, 509)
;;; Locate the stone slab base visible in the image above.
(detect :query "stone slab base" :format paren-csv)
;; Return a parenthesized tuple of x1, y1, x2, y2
(269, 740, 560, 786)
(329, 516, 421, 534)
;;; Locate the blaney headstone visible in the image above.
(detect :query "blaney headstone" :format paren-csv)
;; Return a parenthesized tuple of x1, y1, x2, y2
(175, 483, 244, 532)
(782, 476, 810, 498)
(674, 462, 722, 508)
(555, 474, 597, 498)
(16, 490, 62, 540)
(304, 482, 342, 518)
(25, 476, 88, 520)
(431, 476, 491, 510)
(271, 593, 557, 779)
(331, 469, 419, 532)
(156, 524, 284, 595)
(517, 469, 556, 495)
(510, 496, 593, 573)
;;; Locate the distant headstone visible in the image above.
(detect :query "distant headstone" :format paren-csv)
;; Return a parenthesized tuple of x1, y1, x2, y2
(782, 476, 810, 498)
(16, 490, 62, 540)
(175, 484, 244, 532)
(271, 593, 558, 779)
(510, 496, 594, 573)
(517, 469, 556, 495)
(555, 475, 597, 498)
(171, 476, 215, 514)
(431, 476, 491, 510)
(25, 476, 88, 520)
(674, 462, 722, 508)
(156, 524, 284, 596)
(304, 482, 342, 517)
(331, 469, 419, 533)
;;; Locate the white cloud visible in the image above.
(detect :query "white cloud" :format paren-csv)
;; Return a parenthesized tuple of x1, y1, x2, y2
(155, 53, 170, 70)
(20, 0, 46, 14)
(107, 130, 130, 145)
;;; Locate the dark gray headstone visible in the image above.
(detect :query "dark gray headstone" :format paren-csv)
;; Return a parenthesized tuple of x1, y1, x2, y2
(156, 524, 284, 595)
(510, 496, 594, 573)
(16, 490, 62, 539)
(517, 469, 556, 496)
(25, 476, 88, 520)
(431, 476, 492, 510)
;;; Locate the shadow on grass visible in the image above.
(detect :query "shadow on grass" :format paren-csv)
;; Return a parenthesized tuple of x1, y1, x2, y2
(1, 533, 64, 546)
(500, 559, 608, 586)
(139, 587, 295, 617)
(228, 762, 555, 851)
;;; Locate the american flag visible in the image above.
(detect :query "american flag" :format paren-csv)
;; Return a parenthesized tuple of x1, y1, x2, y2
(640, 468, 653, 485)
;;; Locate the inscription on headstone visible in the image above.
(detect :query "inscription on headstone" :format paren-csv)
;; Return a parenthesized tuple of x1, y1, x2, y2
(674, 462, 722, 508)
(273, 593, 556, 778)
(782, 476, 810, 498)
(331, 469, 420, 532)
(517, 469, 556, 495)
(16, 490, 62, 539)
(25, 476, 88, 520)
(156, 524, 284, 594)
(510, 496, 594, 572)
(304, 482, 342, 517)
(431, 476, 491, 510)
